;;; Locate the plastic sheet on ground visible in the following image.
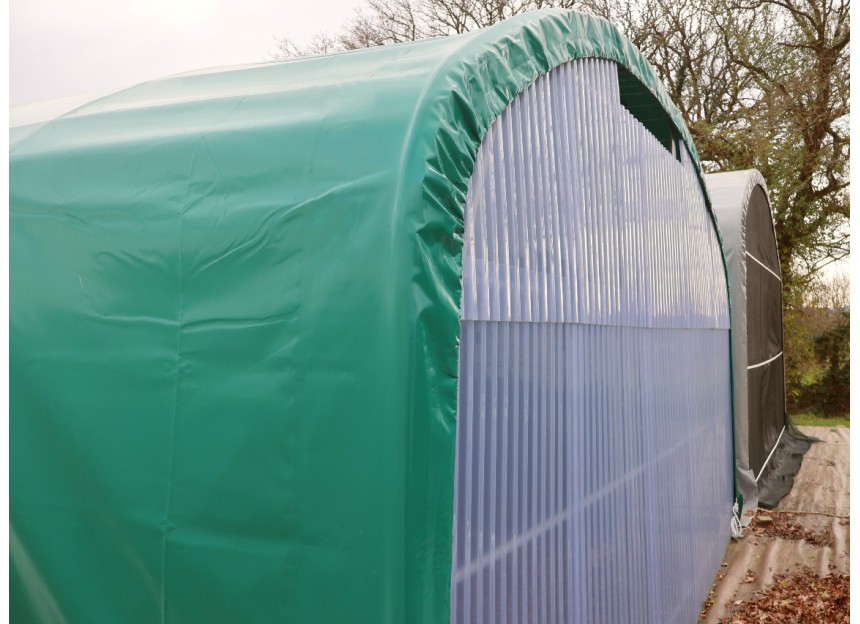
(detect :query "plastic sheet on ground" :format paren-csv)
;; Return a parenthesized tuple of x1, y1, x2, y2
(700, 425, 849, 623)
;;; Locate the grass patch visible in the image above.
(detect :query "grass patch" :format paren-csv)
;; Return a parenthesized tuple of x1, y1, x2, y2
(791, 412, 850, 428)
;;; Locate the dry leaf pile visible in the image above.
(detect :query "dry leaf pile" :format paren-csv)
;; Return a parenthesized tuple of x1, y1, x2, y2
(718, 571, 849, 623)
(749, 511, 831, 546)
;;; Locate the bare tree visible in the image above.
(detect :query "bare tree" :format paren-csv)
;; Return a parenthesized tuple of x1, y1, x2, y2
(272, 32, 343, 59)
(272, 0, 849, 287)
(583, 0, 849, 291)
(271, 0, 849, 411)
(274, 1, 584, 55)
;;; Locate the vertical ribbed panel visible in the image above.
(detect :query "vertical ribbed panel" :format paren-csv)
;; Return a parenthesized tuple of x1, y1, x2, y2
(452, 59, 732, 624)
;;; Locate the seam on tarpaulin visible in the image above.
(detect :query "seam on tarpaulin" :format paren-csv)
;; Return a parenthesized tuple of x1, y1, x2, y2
(160, 142, 199, 624)
(161, 268, 181, 623)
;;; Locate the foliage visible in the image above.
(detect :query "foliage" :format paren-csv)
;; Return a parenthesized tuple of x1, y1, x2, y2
(811, 310, 849, 415)
(785, 271, 850, 416)
(784, 296, 821, 411)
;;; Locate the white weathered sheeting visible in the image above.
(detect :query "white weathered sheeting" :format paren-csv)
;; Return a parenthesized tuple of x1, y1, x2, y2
(453, 58, 733, 624)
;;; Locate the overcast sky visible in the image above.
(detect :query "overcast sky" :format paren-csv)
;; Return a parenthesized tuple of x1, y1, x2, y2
(10, 0, 365, 105)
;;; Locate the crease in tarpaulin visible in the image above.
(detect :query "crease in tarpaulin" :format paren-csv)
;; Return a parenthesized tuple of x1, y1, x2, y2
(10, 527, 71, 624)
(188, 168, 395, 272)
(157, 137, 199, 622)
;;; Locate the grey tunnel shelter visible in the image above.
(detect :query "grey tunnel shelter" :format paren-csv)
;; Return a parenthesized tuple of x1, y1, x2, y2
(706, 170, 813, 513)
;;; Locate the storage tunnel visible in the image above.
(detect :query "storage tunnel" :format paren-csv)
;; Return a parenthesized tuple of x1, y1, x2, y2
(11, 10, 732, 624)
(706, 170, 813, 513)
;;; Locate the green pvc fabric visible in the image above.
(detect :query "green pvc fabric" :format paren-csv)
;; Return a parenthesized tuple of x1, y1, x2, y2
(11, 9, 710, 623)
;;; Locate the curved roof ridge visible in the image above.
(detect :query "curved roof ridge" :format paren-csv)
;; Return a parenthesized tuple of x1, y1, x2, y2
(12, 10, 701, 167)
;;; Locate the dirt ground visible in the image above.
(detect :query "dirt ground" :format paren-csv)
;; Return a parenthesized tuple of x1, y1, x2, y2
(699, 425, 850, 623)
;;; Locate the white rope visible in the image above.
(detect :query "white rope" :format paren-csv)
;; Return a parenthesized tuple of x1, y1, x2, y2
(731, 502, 744, 539)
(755, 425, 786, 482)
(748, 351, 783, 370)
(746, 251, 782, 282)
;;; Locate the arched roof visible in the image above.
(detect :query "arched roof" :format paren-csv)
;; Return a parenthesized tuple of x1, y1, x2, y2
(12, 9, 704, 183)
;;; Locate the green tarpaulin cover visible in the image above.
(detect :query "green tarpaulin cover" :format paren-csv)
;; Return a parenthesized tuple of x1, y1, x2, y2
(11, 9, 711, 622)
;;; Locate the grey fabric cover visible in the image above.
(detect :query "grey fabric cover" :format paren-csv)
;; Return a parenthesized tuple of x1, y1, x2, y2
(706, 170, 799, 517)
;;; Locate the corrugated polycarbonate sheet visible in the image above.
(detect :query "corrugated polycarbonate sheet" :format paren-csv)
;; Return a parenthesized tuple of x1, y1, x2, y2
(453, 59, 732, 623)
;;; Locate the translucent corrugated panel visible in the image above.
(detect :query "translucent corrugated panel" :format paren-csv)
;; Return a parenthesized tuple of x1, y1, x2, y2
(452, 59, 733, 624)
